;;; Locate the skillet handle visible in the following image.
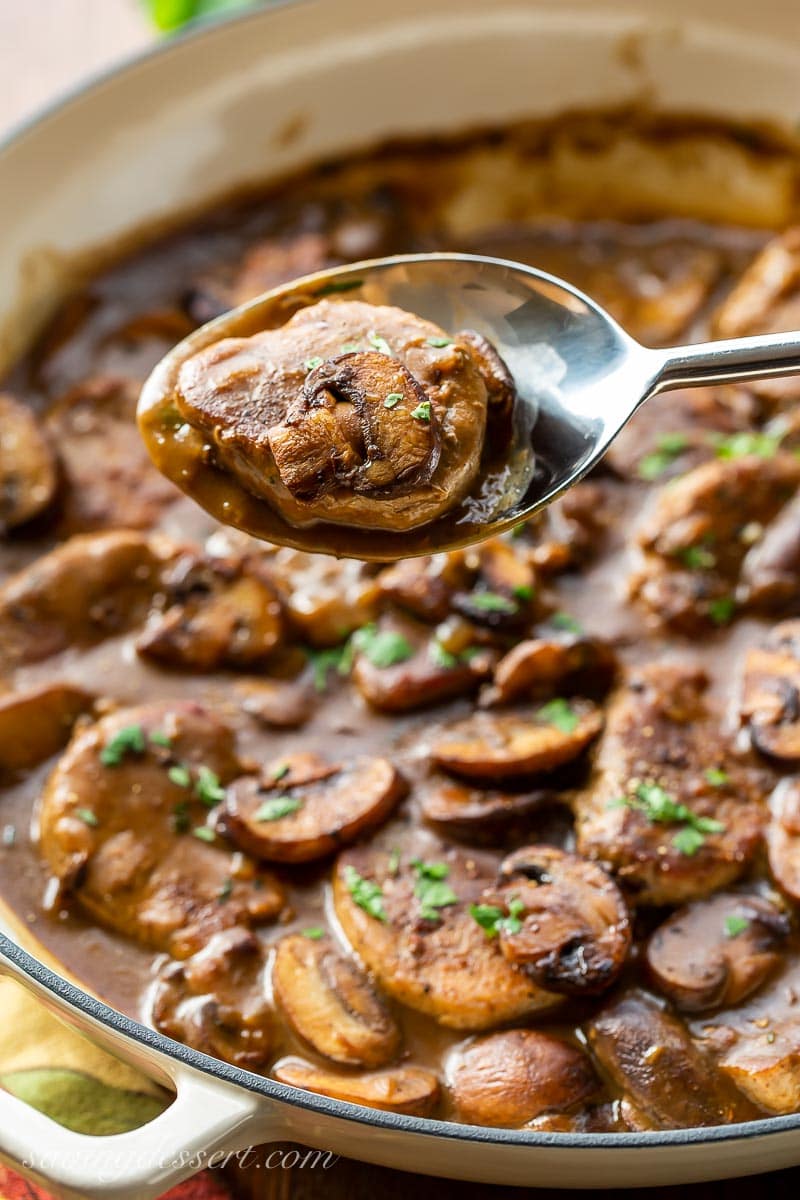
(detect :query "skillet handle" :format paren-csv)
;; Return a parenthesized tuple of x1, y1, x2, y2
(0, 934, 268, 1200)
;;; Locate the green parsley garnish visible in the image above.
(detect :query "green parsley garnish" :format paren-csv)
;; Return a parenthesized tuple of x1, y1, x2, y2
(368, 332, 392, 356)
(340, 342, 361, 354)
(468, 591, 518, 615)
(100, 724, 146, 767)
(426, 336, 453, 348)
(410, 858, 458, 922)
(302, 926, 326, 940)
(708, 596, 736, 626)
(304, 356, 324, 371)
(715, 431, 781, 460)
(387, 849, 401, 876)
(705, 767, 730, 787)
(168, 764, 192, 789)
(254, 795, 301, 822)
(195, 766, 225, 807)
(612, 781, 725, 857)
(343, 865, 387, 922)
(149, 731, 172, 748)
(551, 611, 583, 634)
(272, 763, 290, 782)
(724, 914, 750, 939)
(307, 642, 353, 691)
(314, 278, 363, 297)
(511, 521, 529, 539)
(469, 896, 526, 938)
(192, 826, 216, 843)
(75, 808, 99, 828)
(637, 433, 689, 480)
(218, 878, 234, 903)
(672, 827, 706, 857)
(513, 584, 535, 602)
(172, 802, 191, 834)
(679, 545, 716, 570)
(352, 624, 414, 668)
(535, 698, 579, 734)
(384, 393, 403, 409)
(410, 401, 432, 422)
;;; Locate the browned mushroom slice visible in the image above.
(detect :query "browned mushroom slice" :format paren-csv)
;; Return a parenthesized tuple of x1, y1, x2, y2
(136, 552, 284, 671)
(375, 554, 464, 623)
(270, 351, 441, 499)
(481, 633, 617, 707)
(0, 393, 57, 531)
(479, 846, 631, 996)
(452, 539, 540, 631)
(351, 616, 494, 714)
(646, 893, 790, 1014)
(273, 1057, 440, 1116)
(585, 991, 753, 1128)
(767, 778, 800, 902)
(0, 684, 93, 773)
(0, 530, 176, 672)
(333, 843, 561, 1030)
(271, 547, 379, 647)
(429, 703, 603, 782)
(575, 664, 765, 906)
(220, 752, 406, 863)
(39, 702, 284, 956)
(150, 926, 273, 1069)
(273, 933, 400, 1068)
(447, 1030, 598, 1128)
(693, 957, 800, 1112)
(417, 777, 548, 843)
(740, 494, 800, 612)
(741, 622, 800, 761)
(234, 677, 315, 730)
(457, 329, 516, 448)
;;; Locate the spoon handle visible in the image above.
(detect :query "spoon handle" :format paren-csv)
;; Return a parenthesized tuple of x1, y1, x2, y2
(652, 330, 800, 391)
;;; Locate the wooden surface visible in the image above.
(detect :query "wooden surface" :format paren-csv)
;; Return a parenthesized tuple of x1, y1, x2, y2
(0, 3, 793, 1196)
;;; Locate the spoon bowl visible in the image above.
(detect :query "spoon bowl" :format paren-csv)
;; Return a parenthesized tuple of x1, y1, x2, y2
(139, 252, 800, 558)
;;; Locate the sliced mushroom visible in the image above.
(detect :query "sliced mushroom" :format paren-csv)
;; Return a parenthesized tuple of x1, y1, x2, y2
(0, 684, 93, 773)
(447, 1030, 598, 1127)
(0, 393, 57, 531)
(39, 702, 284, 956)
(456, 328, 516, 448)
(429, 703, 603, 782)
(452, 539, 540, 631)
(575, 664, 765, 905)
(273, 1056, 440, 1116)
(150, 926, 273, 1068)
(479, 845, 631, 996)
(585, 991, 753, 1128)
(646, 893, 790, 1013)
(271, 547, 379, 647)
(273, 934, 400, 1067)
(767, 777, 800, 902)
(481, 633, 617, 707)
(333, 842, 561, 1030)
(136, 552, 284, 670)
(375, 554, 464, 623)
(0, 530, 175, 672)
(234, 677, 316, 730)
(351, 615, 494, 714)
(220, 752, 406, 863)
(741, 622, 800, 761)
(417, 777, 548, 843)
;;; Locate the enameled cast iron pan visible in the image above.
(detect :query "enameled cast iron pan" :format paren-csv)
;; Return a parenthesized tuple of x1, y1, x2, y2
(2, 1, 800, 1194)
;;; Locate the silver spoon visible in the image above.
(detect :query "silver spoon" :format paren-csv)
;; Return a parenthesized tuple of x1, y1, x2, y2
(140, 251, 800, 558)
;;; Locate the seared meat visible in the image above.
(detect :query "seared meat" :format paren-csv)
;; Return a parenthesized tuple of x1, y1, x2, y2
(273, 933, 400, 1068)
(646, 893, 790, 1013)
(447, 1030, 598, 1127)
(176, 300, 499, 532)
(631, 455, 800, 632)
(39, 702, 284, 956)
(575, 664, 765, 905)
(150, 926, 273, 1068)
(333, 842, 562, 1030)
(0, 393, 57, 531)
(0, 684, 93, 774)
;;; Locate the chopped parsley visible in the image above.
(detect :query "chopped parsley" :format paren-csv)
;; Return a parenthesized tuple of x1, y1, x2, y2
(705, 767, 730, 788)
(429, 640, 480, 670)
(149, 730, 172, 748)
(271, 763, 290, 782)
(314, 278, 363, 297)
(637, 433, 689, 480)
(426, 336, 453, 348)
(611, 781, 725, 857)
(343, 865, 387, 922)
(679, 545, 716, 570)
(168, 764, 192, 789)
(708, 596, 736, 626)
(513, 584, 535, 602)
(384, 393, 403, 409)
(724, 914, 750, 939)
(304, 356, 324, 371)
(340, 342, 361, 354)
(75, 808, 99, 828)
(511, 522, 529, 539)
(307, 642, 353, 691)
(368, 331, 393, 356)
(551, 611, 583, 634)
(100, 724, 146, 767)
(411, 858, 458, 922)
(470, 896, 526, 938)
(387, 848, 401, 876)
(410, 400, 432, 422)
(535, 697, 579, 734)
(192, 826, 216, 843)
(715, 431, 781, 460)
(196, 766, 225, 807)
(302, 926, 326, 940)
(468, 591, 517, 615)
(255, 795, 301, 822)
(352, 624, 414, 668)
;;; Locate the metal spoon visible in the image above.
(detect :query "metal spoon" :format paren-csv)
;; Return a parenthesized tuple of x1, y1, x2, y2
(140, 251, 800, 558)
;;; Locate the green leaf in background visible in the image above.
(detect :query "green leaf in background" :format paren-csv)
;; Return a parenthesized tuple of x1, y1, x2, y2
(144, 0, 259, 34)
(0, 1068, 166, 1135)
